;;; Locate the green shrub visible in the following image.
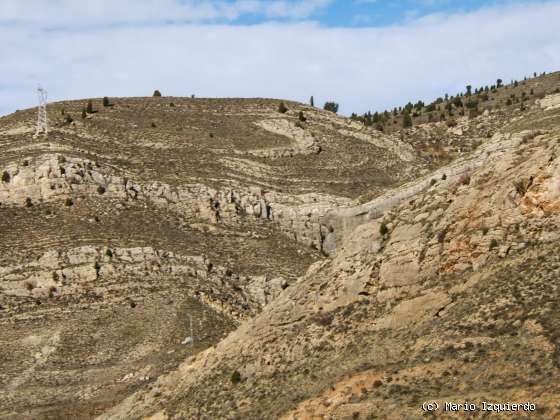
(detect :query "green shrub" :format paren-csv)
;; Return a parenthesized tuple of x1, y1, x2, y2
(102, 96, 111, 107)
(231, 370, 242, 384)
(64, 198, 74, 207)
(379, 223, 389, 235)
(278, 101, 288, 113)
(86, 100, 94, 114)
(489, 239, 498, 249)
(105, 248, 113, 257)
(25, 197, 33, 207)
(402, 112, 412, 128)
(430, 179, 437, 186)
(441, 173, 447, 180)
(97, 185, 106, 194)
(153, 90, 162, 97)
(323, 102, 339, 113)
(1, 171, 10, 183)
(298, 111, 307, 122)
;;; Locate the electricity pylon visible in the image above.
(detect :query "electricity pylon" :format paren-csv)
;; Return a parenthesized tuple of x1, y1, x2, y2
(34, 86, 48, 138)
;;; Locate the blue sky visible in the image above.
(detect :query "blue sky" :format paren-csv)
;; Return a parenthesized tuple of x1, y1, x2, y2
(232, 0, 525, 27)
(1, 0, 559, 117)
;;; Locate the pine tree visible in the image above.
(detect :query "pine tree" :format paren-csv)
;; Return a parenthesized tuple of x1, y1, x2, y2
(310, 96, 314, 107)
(323, 102, 339, 113)
(402, 111, 412, 128)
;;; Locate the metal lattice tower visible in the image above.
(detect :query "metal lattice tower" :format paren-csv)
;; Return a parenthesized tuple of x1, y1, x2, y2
(34, 86, 48, 138)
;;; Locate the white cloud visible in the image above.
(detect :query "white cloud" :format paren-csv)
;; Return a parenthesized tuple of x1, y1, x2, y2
(1, 1, 560, 116)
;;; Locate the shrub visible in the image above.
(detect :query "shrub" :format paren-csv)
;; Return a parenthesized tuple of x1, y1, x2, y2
(151, 122, 157, 128)
(489, 239, 498, 249)
(278, 101, 288, 113)
(105, 248, 113, 257)
(1, 171, 10, 183)
(81, 108, 87, 119)
(323, 102, 339, 113)
(231, 370, 242, 384)
(441, 173, 447, 180)
(153, 90, 162, 97)
(402, 112, 412, 128)
(63, 114, 73, 125)
(482, 227, 489, 236)
(298, 111, 307, 122)
(430, 179, 437, 186)
(64, 198, 74, 207)
(25, 197, 33, 207)
(459, 174, 471, 185)
(310, 96, 314, 107)
(465, 99, 478, 109)
(446, 118, 457, 127)
(97, 185, 106, 194)
(103, 96, 111, 107)
(86, 100, 94, 114)
(379, 222, 389, 235)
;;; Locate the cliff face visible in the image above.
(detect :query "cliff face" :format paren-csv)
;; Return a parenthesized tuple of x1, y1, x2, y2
(2, 75, 560, 419)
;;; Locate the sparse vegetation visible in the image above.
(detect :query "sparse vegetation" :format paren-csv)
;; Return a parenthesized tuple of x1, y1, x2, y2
(97, 185, 106, 194)
(489, 239, 498, 249)
(278, 101, 288, 113)
(402, 111, 412, 128)
(103, 96, 112, 107)
(63, 114, 73, 125)
(323, 102, 339, 113)
(153, 90, 162, 97)
(1, 171, 10, 183)
(379, 223, 389, 236)
(231, 370, 242, 384)
(64, 198, 74, 207)
(458, 173, 471, 186)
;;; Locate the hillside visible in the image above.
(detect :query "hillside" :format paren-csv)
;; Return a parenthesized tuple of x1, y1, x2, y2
(1, 73, 560, 419)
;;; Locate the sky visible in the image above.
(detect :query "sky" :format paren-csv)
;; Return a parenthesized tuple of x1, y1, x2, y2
(1, 0, 560, 116)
